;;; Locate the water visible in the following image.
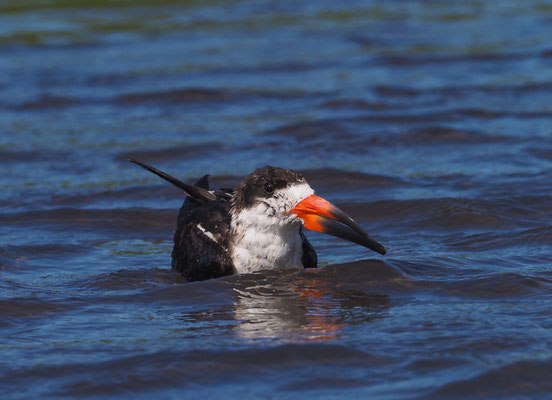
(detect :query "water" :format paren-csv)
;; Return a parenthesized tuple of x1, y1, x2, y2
(1, 0, 552, 398)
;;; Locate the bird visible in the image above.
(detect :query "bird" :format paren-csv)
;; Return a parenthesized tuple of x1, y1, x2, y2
(130, 159, 386, 282)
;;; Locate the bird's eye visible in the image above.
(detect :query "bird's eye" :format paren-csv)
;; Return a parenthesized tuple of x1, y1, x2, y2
(264, 182, 274, 193)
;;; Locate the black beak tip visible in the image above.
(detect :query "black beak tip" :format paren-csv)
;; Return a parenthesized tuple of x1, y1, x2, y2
(368, 239, 387, 256)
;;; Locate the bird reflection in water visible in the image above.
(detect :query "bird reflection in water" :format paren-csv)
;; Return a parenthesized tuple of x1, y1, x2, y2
(231, 271, 389, 342)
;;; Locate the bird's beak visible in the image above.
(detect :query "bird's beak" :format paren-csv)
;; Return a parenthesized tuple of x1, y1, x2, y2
(289, 195, 386, 255)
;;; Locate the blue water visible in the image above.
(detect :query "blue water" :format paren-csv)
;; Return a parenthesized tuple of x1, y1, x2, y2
(1, 1, 552, 398)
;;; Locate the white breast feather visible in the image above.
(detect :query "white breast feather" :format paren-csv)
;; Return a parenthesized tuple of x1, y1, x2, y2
(230, 183, 314, 274)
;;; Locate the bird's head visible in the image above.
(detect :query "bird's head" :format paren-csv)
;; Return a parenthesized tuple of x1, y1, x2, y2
(232, 166, 386, 255)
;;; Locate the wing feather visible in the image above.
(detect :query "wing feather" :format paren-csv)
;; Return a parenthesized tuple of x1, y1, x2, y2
(172, 200, 235, 281)
(300, 227, 318, 269)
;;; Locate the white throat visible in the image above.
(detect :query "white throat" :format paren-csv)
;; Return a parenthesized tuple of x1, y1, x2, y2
(230, 183, 314, 274)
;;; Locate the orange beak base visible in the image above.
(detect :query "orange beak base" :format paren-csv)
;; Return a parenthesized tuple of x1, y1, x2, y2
(289, 195, 386, 255)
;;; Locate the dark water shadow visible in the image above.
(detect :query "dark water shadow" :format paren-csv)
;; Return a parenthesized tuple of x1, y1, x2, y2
(422, 358, 552, 399)
(1, 341, 393, 398)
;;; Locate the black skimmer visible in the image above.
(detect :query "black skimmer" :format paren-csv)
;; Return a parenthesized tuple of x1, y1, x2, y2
(130, 159, 386, 282)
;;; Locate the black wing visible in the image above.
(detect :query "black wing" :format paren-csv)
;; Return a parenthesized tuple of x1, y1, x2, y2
(130, 159, 236, 281)
(300, 226, 318, 269)
(172, 198, 235, 281)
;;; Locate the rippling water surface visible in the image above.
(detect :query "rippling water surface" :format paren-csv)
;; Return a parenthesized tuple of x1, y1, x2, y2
(1, 1, 552, 398)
